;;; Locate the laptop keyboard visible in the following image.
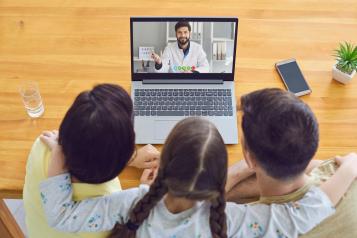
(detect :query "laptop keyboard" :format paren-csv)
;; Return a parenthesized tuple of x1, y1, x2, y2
(134, 89, 233, 117)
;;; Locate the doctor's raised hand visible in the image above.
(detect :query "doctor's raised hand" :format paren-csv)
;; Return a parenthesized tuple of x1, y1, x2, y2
(151, 52, 162, 65)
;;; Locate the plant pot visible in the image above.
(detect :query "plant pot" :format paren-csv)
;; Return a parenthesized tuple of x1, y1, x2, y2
(332, 64, 356, 84)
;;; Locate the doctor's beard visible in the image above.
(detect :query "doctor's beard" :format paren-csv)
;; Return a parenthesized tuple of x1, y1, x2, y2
(177, 36, 190, 46)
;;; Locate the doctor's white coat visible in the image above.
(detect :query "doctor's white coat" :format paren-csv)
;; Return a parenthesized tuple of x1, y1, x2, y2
(155, 41, 210, 73)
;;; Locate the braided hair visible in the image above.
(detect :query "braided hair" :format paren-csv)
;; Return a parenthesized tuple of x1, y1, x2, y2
(107, 172, 167, 238)
(108, 117, 228, 238)
(210, 193, 227, 238)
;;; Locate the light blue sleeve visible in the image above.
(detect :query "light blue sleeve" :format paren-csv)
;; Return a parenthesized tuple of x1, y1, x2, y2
(226, 186, 335, 238)
(39, 173, 149, 233)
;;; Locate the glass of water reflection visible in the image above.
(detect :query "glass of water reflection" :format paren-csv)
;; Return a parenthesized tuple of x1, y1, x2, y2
(19, 81, 44, 118)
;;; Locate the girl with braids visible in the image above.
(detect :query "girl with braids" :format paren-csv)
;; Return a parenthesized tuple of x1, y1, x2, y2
(39, 117, 349, 238)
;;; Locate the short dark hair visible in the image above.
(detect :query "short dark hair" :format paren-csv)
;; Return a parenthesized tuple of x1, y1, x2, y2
(240, 88, 319, 180)
(175, 21, 191, 32)
(58, 84, 135, 184)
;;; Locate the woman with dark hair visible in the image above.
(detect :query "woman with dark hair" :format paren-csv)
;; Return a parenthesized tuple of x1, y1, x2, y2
(55, 83, 159, 183)
(23, 84, 159, 238)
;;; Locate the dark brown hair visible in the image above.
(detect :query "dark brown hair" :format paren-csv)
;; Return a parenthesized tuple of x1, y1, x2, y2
(240, 88, 319, 180)
(58, 84, 135, 183)
(108, 117, 228, 238)
(175, 21, 191, 32)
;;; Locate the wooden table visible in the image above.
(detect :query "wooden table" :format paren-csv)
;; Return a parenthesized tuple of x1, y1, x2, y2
(0, 0, 356, 237)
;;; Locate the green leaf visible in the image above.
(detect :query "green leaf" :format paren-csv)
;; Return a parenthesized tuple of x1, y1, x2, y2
(334, 42, 357, 72)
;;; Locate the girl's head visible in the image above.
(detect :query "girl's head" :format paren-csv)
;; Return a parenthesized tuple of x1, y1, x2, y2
(59, 83, 135, 184)
(109, 117, 228, 238)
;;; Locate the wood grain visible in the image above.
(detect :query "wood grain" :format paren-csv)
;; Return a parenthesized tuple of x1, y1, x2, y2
(0, 200, 24, 237)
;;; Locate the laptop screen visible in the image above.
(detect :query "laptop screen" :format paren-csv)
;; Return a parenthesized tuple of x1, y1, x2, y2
(130, 17, 238, 81)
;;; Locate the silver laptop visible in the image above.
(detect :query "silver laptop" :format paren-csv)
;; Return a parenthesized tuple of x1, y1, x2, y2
(130, 17, 239, 144)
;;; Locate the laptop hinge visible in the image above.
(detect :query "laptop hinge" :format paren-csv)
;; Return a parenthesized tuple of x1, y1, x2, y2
(142, 79, 223, 84)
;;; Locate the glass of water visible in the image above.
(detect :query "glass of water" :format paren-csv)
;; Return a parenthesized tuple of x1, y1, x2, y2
(19, 81, 45, 118)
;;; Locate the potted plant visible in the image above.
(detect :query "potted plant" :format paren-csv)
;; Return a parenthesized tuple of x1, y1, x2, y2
(332, 42, 357, 84)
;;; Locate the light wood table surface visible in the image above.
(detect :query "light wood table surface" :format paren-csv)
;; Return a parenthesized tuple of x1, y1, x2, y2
(0, 0, 357, 237)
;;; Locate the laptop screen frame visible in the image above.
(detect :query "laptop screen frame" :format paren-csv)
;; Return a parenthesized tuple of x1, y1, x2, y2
(130, 17, 238, 81)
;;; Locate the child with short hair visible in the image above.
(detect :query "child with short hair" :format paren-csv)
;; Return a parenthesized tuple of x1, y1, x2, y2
(38, 117, 357, 238)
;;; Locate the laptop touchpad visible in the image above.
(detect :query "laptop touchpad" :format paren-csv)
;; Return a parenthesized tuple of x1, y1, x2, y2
(154, 120, 179, 140)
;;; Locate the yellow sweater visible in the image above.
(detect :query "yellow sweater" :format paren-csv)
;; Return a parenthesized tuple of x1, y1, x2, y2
(23, 138, 122, 238)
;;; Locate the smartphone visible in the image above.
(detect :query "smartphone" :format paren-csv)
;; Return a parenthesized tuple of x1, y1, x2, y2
(275, 59, 311, 96)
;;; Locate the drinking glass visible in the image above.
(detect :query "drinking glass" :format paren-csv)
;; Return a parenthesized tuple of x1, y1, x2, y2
(19, 81, 44, 118)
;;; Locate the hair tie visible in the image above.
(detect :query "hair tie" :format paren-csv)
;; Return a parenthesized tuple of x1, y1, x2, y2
(126, 220, 139, 231)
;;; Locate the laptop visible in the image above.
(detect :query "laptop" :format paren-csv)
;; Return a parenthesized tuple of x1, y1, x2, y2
(130, 17, 239, 144)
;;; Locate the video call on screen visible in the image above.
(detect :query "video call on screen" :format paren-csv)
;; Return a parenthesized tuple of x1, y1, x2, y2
(133, 21, 236, 74)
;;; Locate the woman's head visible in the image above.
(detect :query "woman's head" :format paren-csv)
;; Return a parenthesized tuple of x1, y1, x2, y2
(59, 83, 135, 184)
(109, 117, 228, 238)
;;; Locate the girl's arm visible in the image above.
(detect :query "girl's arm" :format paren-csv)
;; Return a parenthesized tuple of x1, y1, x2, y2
(320, 153, 357, 206)
(225, 159, 323, 194)
(39, 131, 67, 177)
(40, 173, 149, 232)
(225, 160, 255, 193)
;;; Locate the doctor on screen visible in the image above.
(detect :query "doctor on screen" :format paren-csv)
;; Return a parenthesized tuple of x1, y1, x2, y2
(151, 21, 210, 73)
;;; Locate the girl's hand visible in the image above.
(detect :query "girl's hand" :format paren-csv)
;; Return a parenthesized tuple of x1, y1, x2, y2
(40, 130, 67, 177)
(140, 168, 158, 186)
(40, 130, 59, 150)
(128, 144, 160, 169)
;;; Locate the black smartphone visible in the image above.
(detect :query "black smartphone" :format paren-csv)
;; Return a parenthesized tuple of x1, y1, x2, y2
(275, 59, 311, 96)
